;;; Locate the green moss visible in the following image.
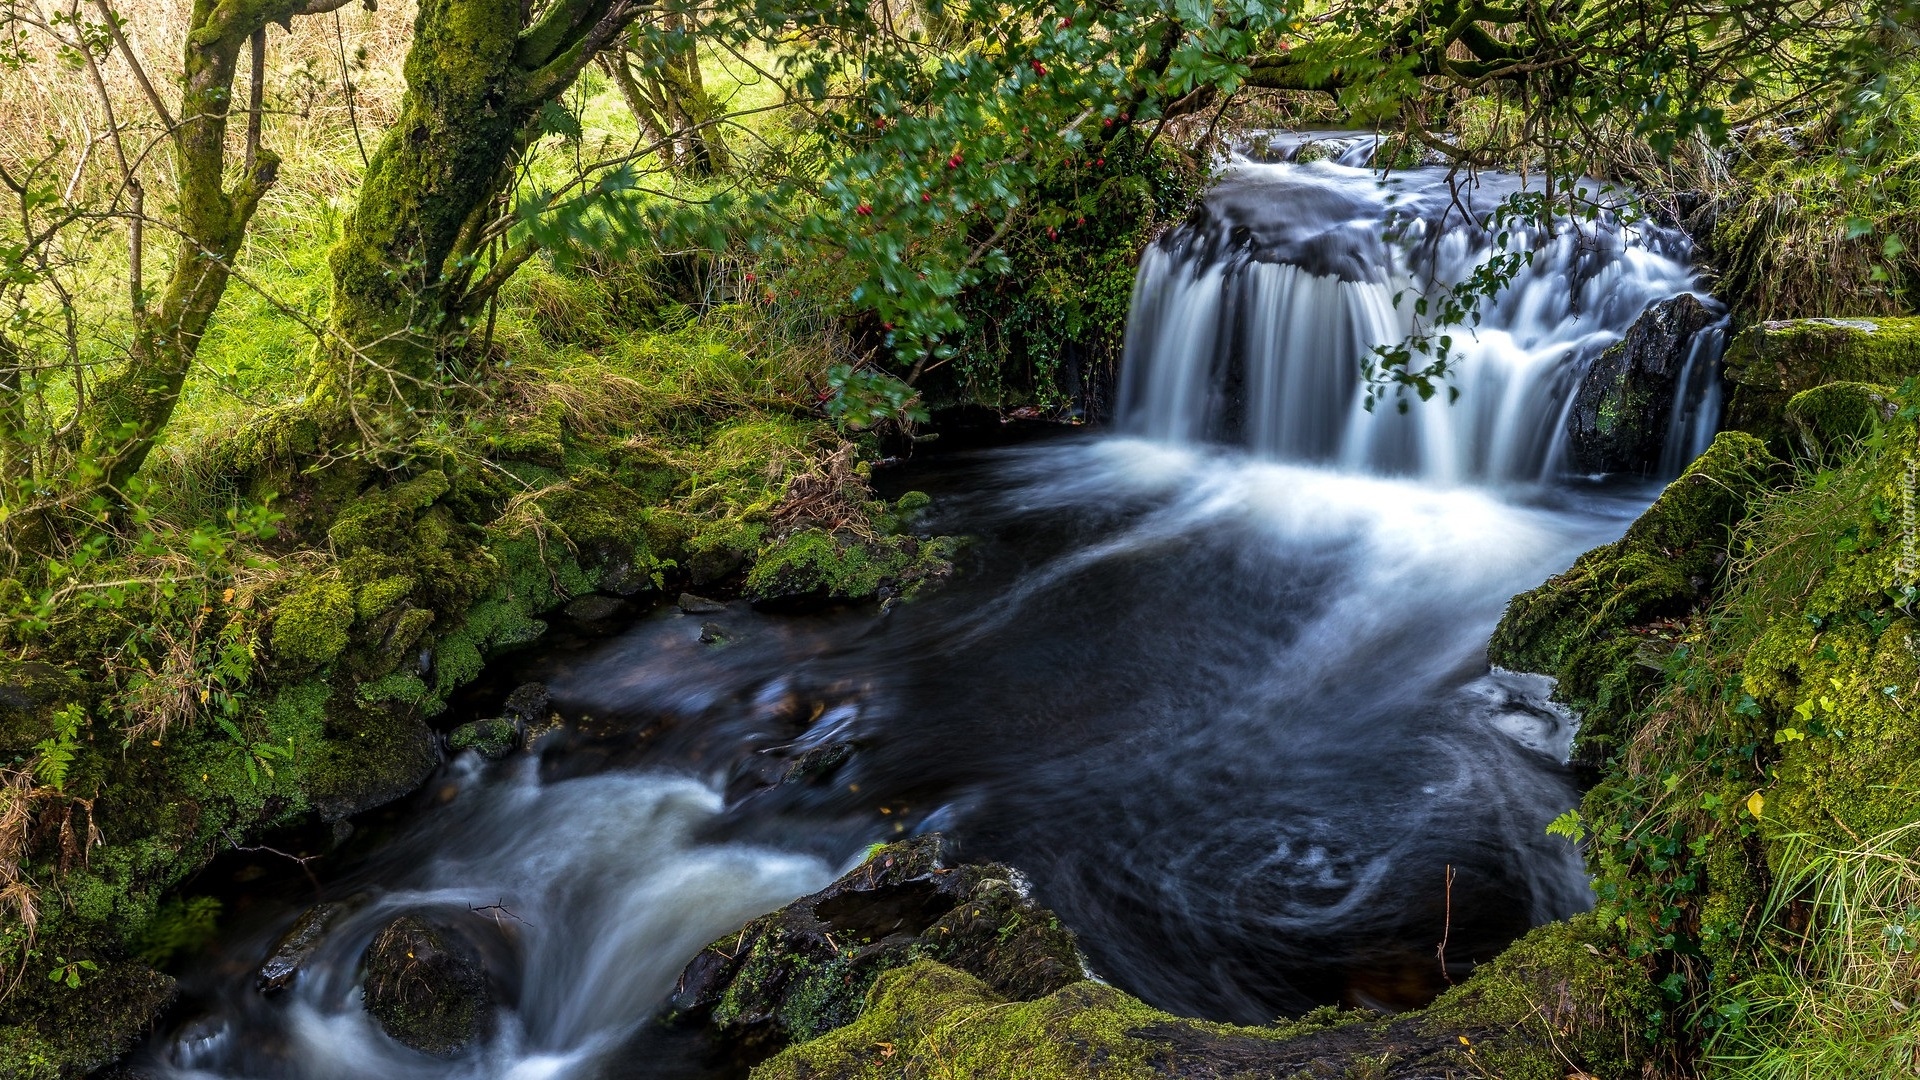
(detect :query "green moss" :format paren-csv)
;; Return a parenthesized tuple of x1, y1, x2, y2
(1421, 914, 1658, 1080)
(745, 527, 956, 603)
(1783, 381, 1897, 460)
(356, 575, 417, 621)
(1724, 318, 1920, 446)
(1490, 431, 1783, 757)
(270, 578, 356, 665)
(447, 716, 517, 758)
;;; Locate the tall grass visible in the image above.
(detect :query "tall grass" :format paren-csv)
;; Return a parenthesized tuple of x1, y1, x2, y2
(1706, 823, 1920, 1079)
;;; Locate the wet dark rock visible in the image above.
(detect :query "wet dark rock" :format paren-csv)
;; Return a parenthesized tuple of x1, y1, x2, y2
(362, 914, 492, 1056)
(669, 833, 1081, 1061)
(447, 717, 518, 759)
(255, 903, 339, 994)
(1568, 293, 1720, 474)
(678, 592, 727, 614)
(698, 621, 730, 644)
(562, 594, 629, 623)
(781, 743, 853, 785)
(500, 682, 550, 725)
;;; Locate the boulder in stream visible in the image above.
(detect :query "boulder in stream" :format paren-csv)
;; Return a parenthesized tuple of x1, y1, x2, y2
(447, 717, 518, 759)
(669, 833, 1081, 1060)
(1567, 293, 1720, 473)
(362, 914, 492, 1056)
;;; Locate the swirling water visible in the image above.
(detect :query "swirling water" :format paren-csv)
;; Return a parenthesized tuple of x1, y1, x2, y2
(147, 150, 1724, 1077)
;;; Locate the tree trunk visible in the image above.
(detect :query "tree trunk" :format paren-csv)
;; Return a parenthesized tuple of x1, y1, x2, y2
(312, 0, 643, 447)
(77, 0, 345, 495)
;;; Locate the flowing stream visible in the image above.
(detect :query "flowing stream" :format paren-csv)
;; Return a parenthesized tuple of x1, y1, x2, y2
(147, 143, 1725, 1078)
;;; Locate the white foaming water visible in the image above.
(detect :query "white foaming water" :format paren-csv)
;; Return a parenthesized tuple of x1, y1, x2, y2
(156, 764, 834, 1080)
(1119, 152, 1722, 482)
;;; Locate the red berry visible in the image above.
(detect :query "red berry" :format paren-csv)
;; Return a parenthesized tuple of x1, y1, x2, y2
(1076, 216, 1085, 225)
(744, 272, 755, 282)
(856, 203, 873, 215)
(948, 154, 962, 168)
(1058, 17, 1070, 27)
(1103, 118, 1112, 127)
(922, 192, 933, 202)
(1048, 228, 1058, 240)
(1030, 60, 1047, 76)
(883, 322, 894, 330)
(1095, 157, 1105, 166)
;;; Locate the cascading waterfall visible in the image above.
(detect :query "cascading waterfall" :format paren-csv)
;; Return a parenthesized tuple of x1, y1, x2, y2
(146, 138, 1732, 1079)
(1119, 142, 1726, 482)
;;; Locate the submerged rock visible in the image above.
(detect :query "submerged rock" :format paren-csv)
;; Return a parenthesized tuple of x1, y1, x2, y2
(670, 834, 1081, 1059)
(1568, 293, 1720, 473)
(362, 914, 492, 1056)
(255, 904, 338, 994)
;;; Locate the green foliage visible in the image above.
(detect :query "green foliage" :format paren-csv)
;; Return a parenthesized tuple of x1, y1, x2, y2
(825, 365, 928, 429)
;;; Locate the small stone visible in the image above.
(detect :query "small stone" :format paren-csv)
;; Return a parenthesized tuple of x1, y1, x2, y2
(699, 621, 729, 644)
(448, 717, 517, 759)
(678, 593, 726, 614)
(500, 683, 549, 726)
(362, 914, 491, 1056)
(563, 594, 628, 623)
(255, 903, 337, 995)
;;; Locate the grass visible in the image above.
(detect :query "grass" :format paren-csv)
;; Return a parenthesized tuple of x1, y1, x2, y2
(1706, 823, 1920, 1079)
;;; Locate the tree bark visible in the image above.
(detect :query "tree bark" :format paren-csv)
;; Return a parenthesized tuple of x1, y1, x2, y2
(312, 0, 643, 447)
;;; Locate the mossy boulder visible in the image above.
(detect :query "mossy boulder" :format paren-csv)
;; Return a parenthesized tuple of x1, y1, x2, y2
(1723, 316, 1920, 446)
(1568, 293, 1722, 474)
(1783, 380, 1898, 460)
(447, 716, 518, 759)
(670, 834, 1082, 1060)
(270, 579, 356, 666)
(0, 956, 174, 1078)
(362, 914, 492, 1056)
(758, 913, 1652, 1080)
(1491, 431, 1784, 759)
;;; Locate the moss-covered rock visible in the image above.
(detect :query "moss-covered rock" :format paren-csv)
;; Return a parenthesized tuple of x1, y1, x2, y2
(270, 579, 356, 666)
(673, 834, 1082, 1061)
(362, 914, 492, 1056)
(757, 913, 1652, 1080)
(447, 716, 518, 759)
(1723, 316, 1920, 447)
(1491, 430, 1784, 758)
(1783, 380, 1898, 460)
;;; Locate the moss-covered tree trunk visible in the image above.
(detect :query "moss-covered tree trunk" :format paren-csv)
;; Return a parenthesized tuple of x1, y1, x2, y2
(312, 0, 644, 447)
(77, 0, 352, 494)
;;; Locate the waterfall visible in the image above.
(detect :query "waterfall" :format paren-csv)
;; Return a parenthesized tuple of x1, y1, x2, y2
(1118, 147, 1725, 482)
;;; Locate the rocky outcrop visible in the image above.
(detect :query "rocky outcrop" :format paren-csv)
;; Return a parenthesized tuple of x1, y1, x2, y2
(1723, 316, 1920, 446)
(756, 913, 1654, 1080)
(670, 834, 1082, 1061)
(361, 915, 493, 1056)
(1568, 293, 1721, 474)
(1491, 430, 1785, 761)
